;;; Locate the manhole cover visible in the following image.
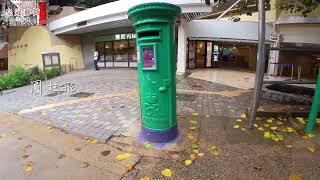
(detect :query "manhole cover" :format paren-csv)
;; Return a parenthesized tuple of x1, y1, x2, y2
(46, 91, 65, 97)
(177, 94, 197, 102)
(70, 92, 94, 98)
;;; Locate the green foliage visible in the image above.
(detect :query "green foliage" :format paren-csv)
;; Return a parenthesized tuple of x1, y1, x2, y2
(45, 67, 61, 79)
(203, 0, 319, 20)
(279, 0, 320, 17)
(0, 66, 30, 90)
(0, 66, 61, 91)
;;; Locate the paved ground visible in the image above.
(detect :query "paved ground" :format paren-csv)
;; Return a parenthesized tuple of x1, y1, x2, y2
(1, 69, 320, 179)
(0, 69, 251, 142)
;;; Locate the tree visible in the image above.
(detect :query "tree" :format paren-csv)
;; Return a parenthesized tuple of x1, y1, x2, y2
(203, 0, 320, 17)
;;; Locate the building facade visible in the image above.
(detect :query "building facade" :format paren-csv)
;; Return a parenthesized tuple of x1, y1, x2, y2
(4, 0, 320, 80)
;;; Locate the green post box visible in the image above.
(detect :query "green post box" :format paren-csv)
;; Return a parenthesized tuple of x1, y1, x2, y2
(128, 3, 181, 143)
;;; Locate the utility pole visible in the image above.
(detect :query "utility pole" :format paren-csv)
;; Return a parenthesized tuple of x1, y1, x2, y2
(248, 0, 266, 128)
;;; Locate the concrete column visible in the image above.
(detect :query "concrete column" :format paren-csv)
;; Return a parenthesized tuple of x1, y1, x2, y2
(267, 28, 281, 76)
(176, 20, 187, 75)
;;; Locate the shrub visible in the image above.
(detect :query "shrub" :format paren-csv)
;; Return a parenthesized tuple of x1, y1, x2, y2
(45, 67, 61, 79)
(0, 66, 30, 90)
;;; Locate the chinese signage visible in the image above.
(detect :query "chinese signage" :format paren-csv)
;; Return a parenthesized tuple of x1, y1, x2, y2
(1, 0, 47, 26)
(31, 80, 76, 95)
(115, 33, 136, 40)
(142, 45, 156, 69)
(95, 33, 136, 42)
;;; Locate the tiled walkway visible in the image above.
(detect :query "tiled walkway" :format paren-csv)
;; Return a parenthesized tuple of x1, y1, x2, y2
(0, 69, 251, 142)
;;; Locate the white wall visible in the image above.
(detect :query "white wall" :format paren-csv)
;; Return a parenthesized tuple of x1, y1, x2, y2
(278, 25, 320, 44)
(185, 20, 273, 42)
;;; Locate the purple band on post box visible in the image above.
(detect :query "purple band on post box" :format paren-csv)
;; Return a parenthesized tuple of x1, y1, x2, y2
(140, 126, 178, 143)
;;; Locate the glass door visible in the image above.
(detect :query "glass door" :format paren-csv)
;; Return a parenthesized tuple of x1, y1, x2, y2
(128, 40, 137, 67)
(96, 42, 105, 68)
(196, 41, 206, 68)
(188, 40, 196, 69)
(104, 41, 113, 67)
(114, 40, 129, 67)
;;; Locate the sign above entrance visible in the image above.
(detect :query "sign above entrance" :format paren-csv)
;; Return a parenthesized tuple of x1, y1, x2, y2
(115, 33, 136, 40)
(95, 33, 136, 42)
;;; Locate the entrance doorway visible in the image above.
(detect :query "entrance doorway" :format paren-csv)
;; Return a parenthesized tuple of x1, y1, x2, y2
(196, 41, 206, 68)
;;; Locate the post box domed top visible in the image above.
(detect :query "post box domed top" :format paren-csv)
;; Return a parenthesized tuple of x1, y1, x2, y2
(128, 2, 181, 23)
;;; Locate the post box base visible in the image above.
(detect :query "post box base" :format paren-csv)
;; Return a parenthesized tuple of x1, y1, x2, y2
(140, 126, 178, 143)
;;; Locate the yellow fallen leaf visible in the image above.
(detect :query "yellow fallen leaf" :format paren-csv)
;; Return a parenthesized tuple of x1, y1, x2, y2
(209, 146, 217, 150)
(125, 164, 133, 172)
(240, 114, 247, 119)
(288, 174, 302, 180)
(271, 134, 279, 142)
(140, 176, 150, 180)
(266, 119, 273, 123)
(276, 121, 283, 125)
(236, 119, 242, 122)
(90, 139, 98, 144)
(192, 113, 199, 117)
(296, 117, 306, 125)
(144, 143, 152, 149)
(302, 136, 310, 140)
(286, 127, 294, 133)
(307, 147, 316, 153)
(190, 126, 197, 130)
(270, 127, 278, 131)
(286, 144, 293, 149)
(62, 124, 68, 129)
(258, 127, 264, 131)
(11, 131, 16, 135)
(192, 149, 199, 154)
(25, 165, 32, 173)
(256, 117, 262, 121)
(307, 133, 316, 138)
(264, 132, 271, 139)
(233, 125, 240, 129)
(241, 128, 247, 132)
(161, 169, 172, 177)
(98, 107, 104, 112)
(185, 159, 192, 166)
(264, 124, 270, 127)
(253, 124, 259, 128)
(191, 144, 199, 149)
(198, 152, 204, 157)
(190, 120, 198, 125)
(47, 126, 52, 130)
(188, 134, 195, 140)
(190, 154, 196, 160)
(205, 115, 210, 118)
(116, 153, 131, 161)
(276, 134, 284, 141)
(212, 150, 220, 156)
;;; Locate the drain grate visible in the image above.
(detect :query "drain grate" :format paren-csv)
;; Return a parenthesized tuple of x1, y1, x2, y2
(177, 94, 197, 102)
(70, 92, 94, 98)
(46, 91, 65, 97)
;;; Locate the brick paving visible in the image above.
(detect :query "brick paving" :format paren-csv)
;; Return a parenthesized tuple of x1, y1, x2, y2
(0, 69, 251, 142)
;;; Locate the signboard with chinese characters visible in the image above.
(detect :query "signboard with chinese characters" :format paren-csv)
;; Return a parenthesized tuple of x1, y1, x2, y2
(95, 33, 136, 42)
(142, 45, 156, 70)
(1, 0, 47, 26)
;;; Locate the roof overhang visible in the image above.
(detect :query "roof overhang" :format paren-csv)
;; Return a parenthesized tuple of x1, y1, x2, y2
(49, 0, 214, 35)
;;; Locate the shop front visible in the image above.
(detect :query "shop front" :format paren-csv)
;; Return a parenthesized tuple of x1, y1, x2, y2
(187, 39, 258, 71)
(95, 33, 137, 68)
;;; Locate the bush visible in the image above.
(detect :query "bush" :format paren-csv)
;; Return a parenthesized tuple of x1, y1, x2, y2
(0, 66, 30, 90)
(45, 67, 61, 79)
(0, 65, 61, 91)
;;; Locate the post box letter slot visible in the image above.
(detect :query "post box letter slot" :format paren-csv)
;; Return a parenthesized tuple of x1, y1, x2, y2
(138, 31, 159, 38)
(142, 45, 156, 70)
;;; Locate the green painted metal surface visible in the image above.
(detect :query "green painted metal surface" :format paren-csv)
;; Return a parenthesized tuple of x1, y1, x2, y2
(128, 3, 181, 131)
(306, 67, 320, 133)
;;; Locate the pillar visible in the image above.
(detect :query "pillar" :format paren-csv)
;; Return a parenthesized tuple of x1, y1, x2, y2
(177, 20, 187, 75)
